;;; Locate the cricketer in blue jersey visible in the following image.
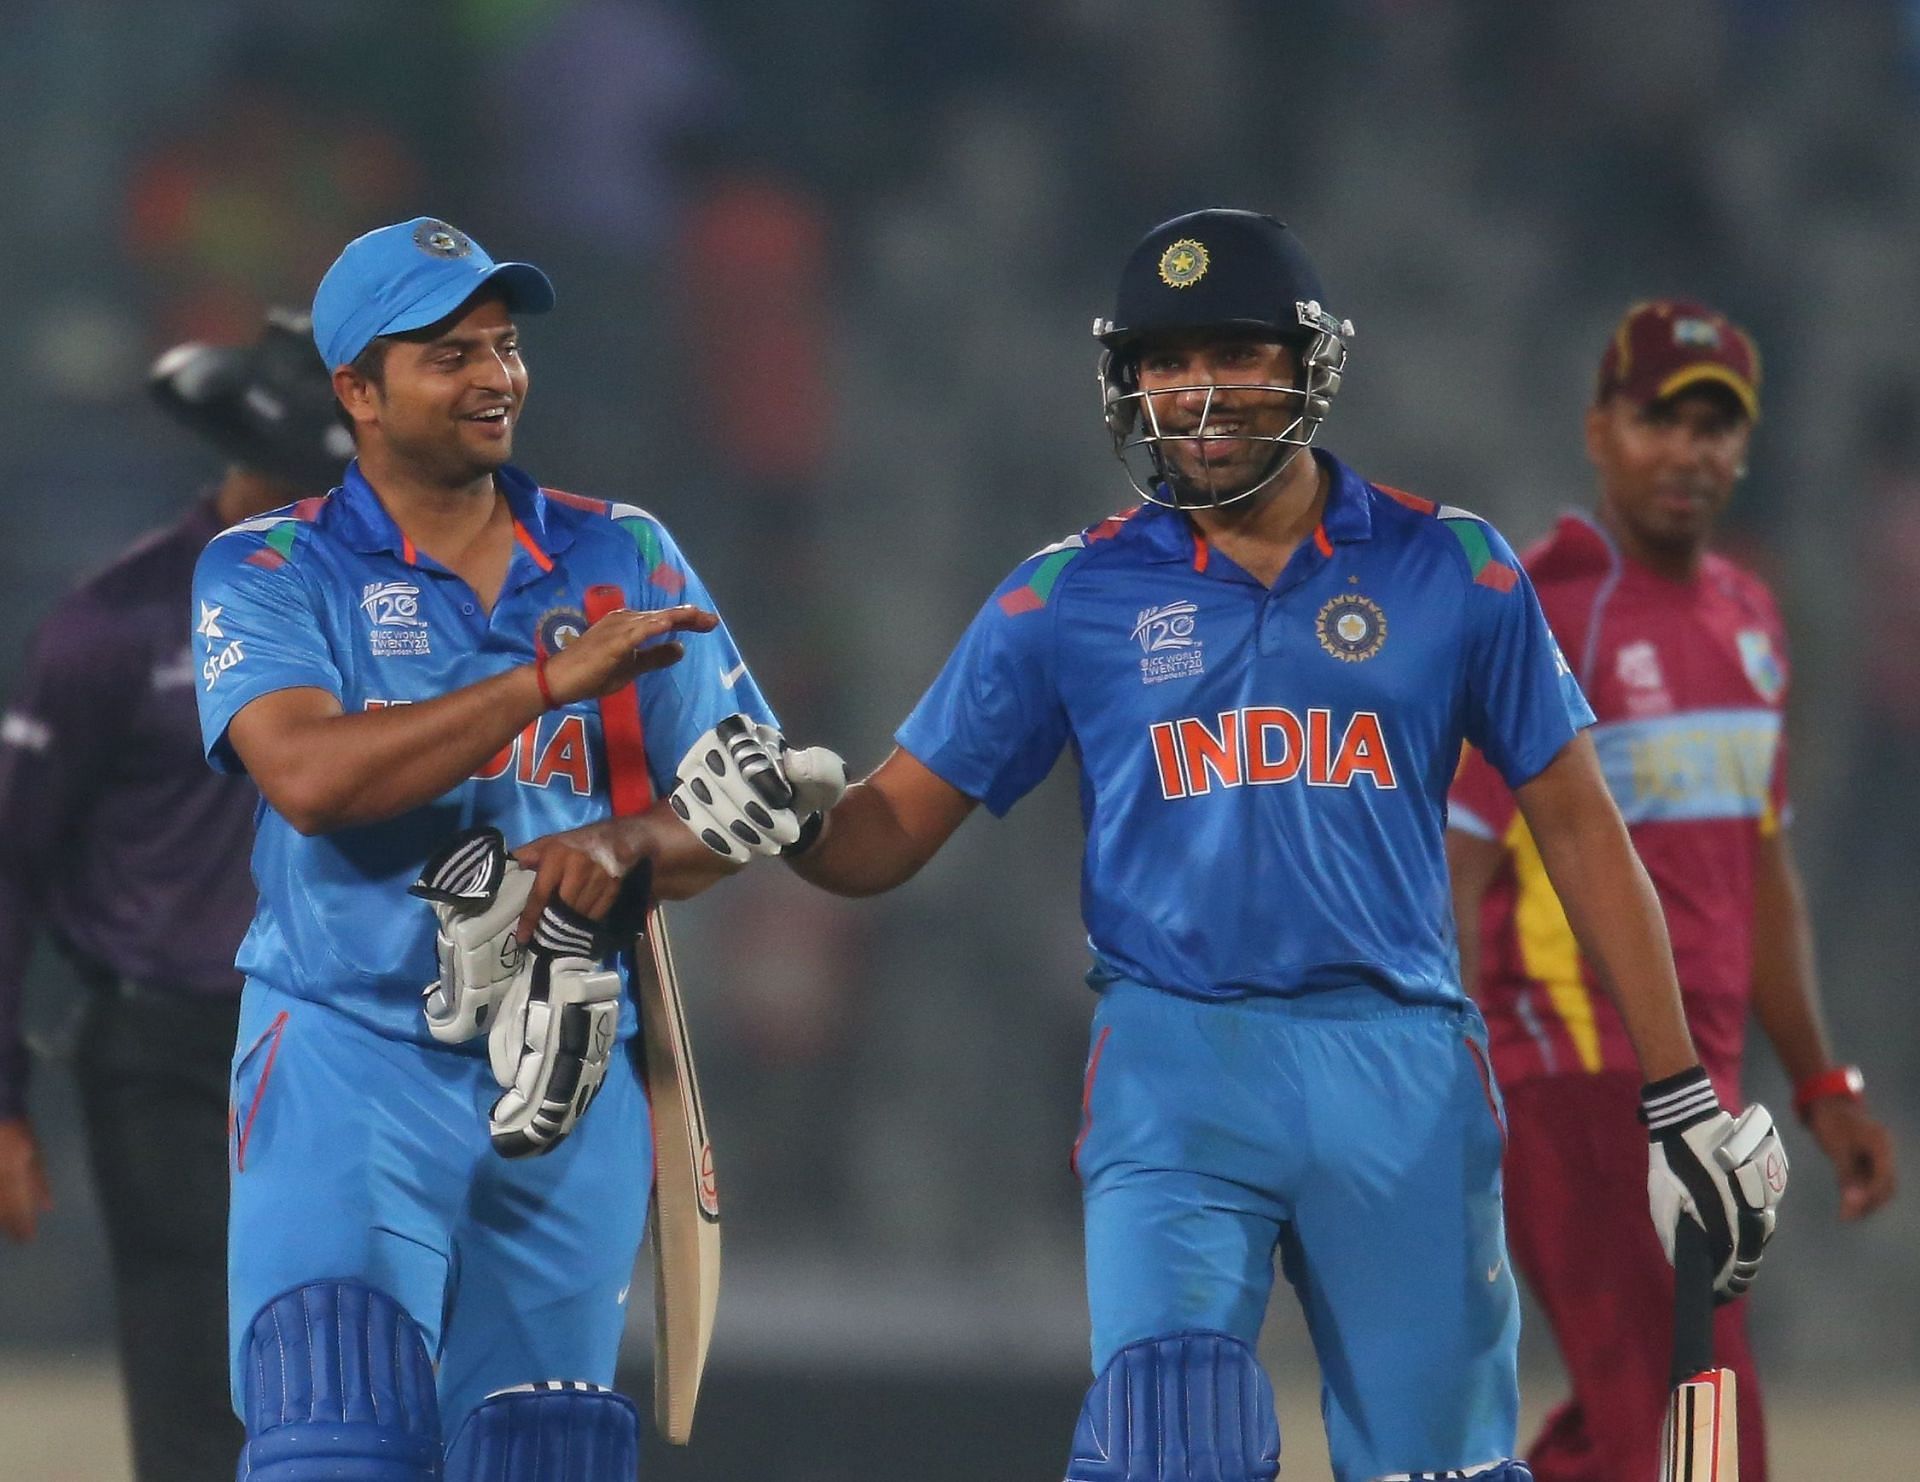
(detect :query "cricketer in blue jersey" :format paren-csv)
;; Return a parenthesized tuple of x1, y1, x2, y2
(676, 211, 1789, 1482)
(191, 218, 826, 1482)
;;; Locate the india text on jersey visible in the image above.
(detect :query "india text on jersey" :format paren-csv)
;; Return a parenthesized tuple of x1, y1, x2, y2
(1149, 706, 1398, 800)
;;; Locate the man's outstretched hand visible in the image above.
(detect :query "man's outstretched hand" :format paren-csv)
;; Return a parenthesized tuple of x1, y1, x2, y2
(541, 605, 719, 705)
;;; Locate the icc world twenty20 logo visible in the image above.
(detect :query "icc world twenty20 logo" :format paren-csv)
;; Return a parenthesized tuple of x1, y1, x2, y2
(1132, 601, 1206, 686)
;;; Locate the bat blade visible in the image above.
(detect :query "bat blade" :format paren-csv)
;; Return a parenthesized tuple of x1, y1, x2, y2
(1661, 1217, 1739, 1481)
(632, 905, 720, 1445)
(584, 582, 722, 1445)
(1662, 1367, 1738, 1482)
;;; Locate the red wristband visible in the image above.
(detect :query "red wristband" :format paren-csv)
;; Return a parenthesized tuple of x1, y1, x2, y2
(533, 652, 559, 711)
(1793, 1064, 1864, 1122)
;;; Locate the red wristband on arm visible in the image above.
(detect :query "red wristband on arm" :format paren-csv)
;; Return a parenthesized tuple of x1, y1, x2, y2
(1793, 1064, 1865, 1122)
(533, 652, 559, 711)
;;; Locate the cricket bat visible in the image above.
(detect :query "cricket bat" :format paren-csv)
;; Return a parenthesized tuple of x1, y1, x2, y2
(1661, 1216, 1738, 1481)
(584, 584, 721, 1446)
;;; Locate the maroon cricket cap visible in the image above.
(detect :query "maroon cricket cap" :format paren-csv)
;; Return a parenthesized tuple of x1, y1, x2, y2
(1595, 299, 1761, 421)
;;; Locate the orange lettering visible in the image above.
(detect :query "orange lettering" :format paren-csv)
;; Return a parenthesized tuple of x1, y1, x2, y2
(1244, 707, 1303, 784)
(1176, 712, 1241, 795)
(528, 714, 593, 795)
(1329, 711, 1397, 788)
(1306, 708, 1333, 784)
(1149, 721, 1187, 799)
(1153, 706, 1397, 798)
(480, 723, 533, 782)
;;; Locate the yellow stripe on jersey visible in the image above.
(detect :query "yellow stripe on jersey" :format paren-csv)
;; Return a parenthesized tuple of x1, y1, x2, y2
(1506, 814, 1604, 1073)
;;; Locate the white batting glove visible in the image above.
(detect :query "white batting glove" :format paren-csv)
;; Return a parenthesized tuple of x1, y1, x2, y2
(1643, 1067, 1789, 1301)
(410, 827, 535, 1044)
(486, 901, 623, 1160)
(670, 713, 847, 861)
(783, 732, 851, 815)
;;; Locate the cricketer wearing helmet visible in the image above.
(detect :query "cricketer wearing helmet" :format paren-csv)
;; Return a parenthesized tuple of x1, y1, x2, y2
(662, 211, 1791, 1481)
(191, 218, 837, 1481)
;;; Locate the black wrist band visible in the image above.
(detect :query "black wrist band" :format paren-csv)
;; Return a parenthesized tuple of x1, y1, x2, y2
(1639, 1065, 1719, 1133)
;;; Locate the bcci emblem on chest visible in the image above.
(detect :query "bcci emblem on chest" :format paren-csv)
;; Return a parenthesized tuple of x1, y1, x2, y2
(1316, 593, 1387, 662)
(538, 606, 589, 656)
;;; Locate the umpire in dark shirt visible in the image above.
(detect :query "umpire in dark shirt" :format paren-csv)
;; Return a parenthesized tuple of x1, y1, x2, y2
(0, 309, 348, 1482)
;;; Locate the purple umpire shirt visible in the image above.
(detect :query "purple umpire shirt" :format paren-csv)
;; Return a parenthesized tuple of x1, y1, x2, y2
(0, 497, 257, 1120)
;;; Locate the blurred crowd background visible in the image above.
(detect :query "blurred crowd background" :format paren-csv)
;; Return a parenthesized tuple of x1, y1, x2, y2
(3, 0, 1917, 1475)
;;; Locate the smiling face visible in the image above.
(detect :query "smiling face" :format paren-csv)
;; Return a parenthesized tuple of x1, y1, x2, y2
(1586, 386, 1751, 564)
(1130, 331, 1305, 504)
(333, 291, 527, 487)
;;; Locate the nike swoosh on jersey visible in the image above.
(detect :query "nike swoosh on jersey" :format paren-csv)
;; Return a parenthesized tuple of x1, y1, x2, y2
(719, 659, 748, 688)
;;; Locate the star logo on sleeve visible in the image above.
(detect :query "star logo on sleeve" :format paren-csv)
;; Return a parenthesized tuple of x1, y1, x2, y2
(197, 601, 226, 647)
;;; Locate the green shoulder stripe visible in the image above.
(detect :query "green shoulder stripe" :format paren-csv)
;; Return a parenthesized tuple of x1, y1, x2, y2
(1029, 548, 1079, 601)
(1441, 516, 1493, 571)
(1439, 512, 1519, 592)
(616, 515, 663, 566)
(995, 508, 1139, 616)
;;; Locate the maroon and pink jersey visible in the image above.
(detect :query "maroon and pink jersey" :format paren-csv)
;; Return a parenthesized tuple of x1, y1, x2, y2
(1449, 513, 1789, 1098)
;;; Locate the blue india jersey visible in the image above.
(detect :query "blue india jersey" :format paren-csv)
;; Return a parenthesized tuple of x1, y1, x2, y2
(192, 460, 774, 1041)
(897, 450, 1593, 1004)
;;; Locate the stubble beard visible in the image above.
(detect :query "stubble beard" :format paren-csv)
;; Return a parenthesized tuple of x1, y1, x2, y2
(1163, 440, 1293, 509)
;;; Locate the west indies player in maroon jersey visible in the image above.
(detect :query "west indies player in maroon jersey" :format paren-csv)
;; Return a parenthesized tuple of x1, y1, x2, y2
(1448, 300, 1896, 1482)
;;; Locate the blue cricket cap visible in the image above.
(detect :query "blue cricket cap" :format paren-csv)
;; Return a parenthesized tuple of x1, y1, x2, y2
(311, 217, 556, 369)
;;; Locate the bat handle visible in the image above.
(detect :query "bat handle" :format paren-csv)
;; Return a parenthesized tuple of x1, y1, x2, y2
(1670, 1215, 1719, 1388)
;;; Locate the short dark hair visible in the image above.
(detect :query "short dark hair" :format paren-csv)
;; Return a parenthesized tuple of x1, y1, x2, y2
(334, 337, 391, 436)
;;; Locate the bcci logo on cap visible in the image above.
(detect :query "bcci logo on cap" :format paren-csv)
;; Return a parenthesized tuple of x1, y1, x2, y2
(1316, 593, 1387, 663)
(1158, 238, 1210, 288)
(412, 220, 474, 259)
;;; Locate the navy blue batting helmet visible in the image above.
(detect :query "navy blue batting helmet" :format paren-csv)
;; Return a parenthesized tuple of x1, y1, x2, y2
(1095, 209, 1333, 353)
(1094, 210, 1354, 509)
